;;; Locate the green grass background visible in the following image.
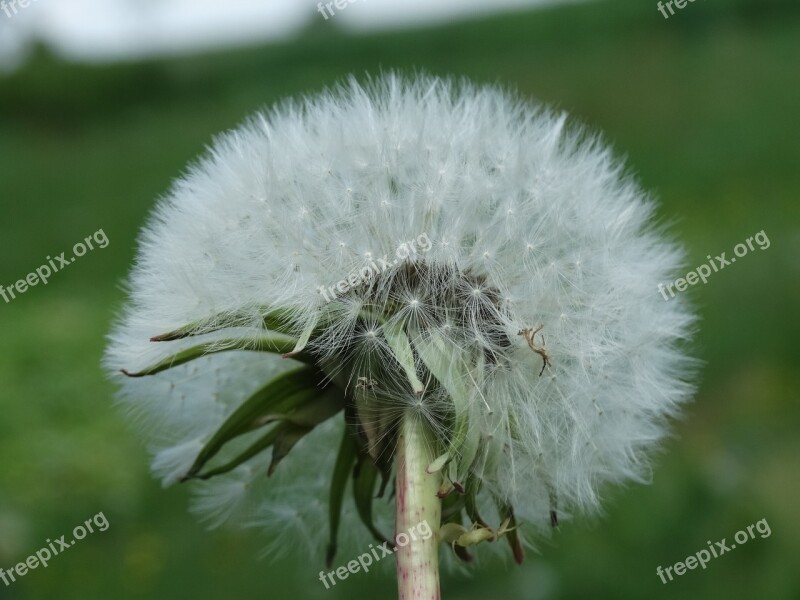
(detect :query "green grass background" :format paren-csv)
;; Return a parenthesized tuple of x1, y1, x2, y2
(0, 0, 798, 598)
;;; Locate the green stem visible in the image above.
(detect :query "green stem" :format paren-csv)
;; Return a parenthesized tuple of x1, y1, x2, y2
(395, 413, 442, 600)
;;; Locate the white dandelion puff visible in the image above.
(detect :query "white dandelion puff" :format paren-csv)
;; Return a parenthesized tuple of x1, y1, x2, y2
(105, 73, 697, 597)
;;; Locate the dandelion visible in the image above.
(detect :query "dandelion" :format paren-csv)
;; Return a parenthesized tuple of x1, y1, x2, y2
(105, 74, 697, 599)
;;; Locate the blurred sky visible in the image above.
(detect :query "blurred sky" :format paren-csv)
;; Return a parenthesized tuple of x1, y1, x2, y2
(0, 0, 580, 71)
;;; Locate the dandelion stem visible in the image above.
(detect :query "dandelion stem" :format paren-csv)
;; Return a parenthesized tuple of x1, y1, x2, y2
(395, 413, 442, 600)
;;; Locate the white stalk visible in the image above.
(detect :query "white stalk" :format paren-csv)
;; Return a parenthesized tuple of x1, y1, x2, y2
(395, 413, 442, 600)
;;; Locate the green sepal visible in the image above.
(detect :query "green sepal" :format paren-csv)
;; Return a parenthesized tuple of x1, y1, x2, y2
(194, 423, 285, 480)
(258, 389, 345, 428)
(182, 366, 322, 479)
(411, 329, 475, 478)
(267, 423, 314, 476)
(383, 320, 425, 394)
(454, 351, 484, 483)
(440, 491, 466, 521)
(282, 313, 320, 357)
(194, 385, 344, 480)
(352, 457, 391, 545)
(496, 500, 525, 565)
(150, 307, 297, 342)
(465, 473, 489, 528)
(122, 335, 307, 378)
(326, 424, 358, 567)
(353, 386, 381, 461)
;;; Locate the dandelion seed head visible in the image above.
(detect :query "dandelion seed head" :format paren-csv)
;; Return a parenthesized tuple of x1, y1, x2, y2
(105, 73, 697, 560)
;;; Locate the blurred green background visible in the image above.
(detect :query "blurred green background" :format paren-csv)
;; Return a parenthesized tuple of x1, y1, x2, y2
(1, 0, 798, 598)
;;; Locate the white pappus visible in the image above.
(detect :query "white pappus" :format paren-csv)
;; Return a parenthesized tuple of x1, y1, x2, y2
(105, 73, 697, 565)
